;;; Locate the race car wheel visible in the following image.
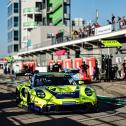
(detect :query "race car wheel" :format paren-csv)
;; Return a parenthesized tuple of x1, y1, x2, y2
(83, 103, 98, 113)
(27, 94, 41, 113)
(16, 89, 22, 105)
(27, 93, 32, 111)
(27, 93, 31, 106)
(82, 103, 94, 113)
(92, 103, 98, 113)
(92, 106, 98, 113)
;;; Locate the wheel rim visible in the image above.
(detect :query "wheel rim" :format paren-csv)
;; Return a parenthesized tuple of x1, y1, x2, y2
(16, 90, 21, 104)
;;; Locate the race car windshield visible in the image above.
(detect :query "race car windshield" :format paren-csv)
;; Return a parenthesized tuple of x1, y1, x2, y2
(70, 70, 79, 73)
(35, 76, 77, 86)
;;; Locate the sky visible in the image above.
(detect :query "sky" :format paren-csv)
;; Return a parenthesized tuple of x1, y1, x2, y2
(0, 0, 126, 57)
(0, 0, 8, 57)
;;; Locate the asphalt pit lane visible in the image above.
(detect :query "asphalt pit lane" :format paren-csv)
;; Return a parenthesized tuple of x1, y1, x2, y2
(97, 96, 126, 112)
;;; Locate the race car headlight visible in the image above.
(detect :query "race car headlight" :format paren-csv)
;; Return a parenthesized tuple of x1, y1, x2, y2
(85, 87, 92, 96)
(36, 90, 45, 98)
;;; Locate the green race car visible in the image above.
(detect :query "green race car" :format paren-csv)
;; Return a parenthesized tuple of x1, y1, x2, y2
(16, 72, 97, 113)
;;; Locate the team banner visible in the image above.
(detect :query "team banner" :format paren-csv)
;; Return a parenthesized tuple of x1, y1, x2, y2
(101, 40, 122, 47)
(95, 25, 112, 35)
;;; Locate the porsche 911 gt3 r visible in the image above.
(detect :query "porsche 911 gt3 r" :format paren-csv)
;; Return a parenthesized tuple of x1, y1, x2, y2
(16, 72, 97, 113)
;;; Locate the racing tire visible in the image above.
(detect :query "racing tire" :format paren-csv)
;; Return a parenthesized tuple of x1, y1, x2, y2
(91, 105, 98, 113)
(16, 89, 22, 105)
(27, 94, 41, 114)
(27, 93, 30, 105)
(82, 103, 97, 113)
(27, 93, 31, 111)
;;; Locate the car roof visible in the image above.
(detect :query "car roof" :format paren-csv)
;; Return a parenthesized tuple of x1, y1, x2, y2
(37, 72, 66, 77)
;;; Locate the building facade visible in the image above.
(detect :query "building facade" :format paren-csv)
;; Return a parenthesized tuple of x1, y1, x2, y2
(8, 0, 70, 53)
(42, 0, 70, 26)
(21, 0, 42, 49)
(21, 0, 70, 49)
(7, 0, 20, 55)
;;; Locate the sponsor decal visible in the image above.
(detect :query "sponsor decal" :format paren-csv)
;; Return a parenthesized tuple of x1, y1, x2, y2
(55, 50, 66, 56)
(46, 88, 79, 98)
(101, 40, 122, 47)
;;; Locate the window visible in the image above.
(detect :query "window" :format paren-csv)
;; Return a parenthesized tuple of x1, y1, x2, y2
(42, 0, 46, 9)
(36, 2, 42, 10)
(14, 17, 18, 27)
(14, 44, 19, 52)
(8, 18, 13, 29)
(8, 31, 13, 42)
(8, 33, 10, 42)
(14, 30, 18, 41)
(64, 6, 67, 13)
(8, 45, 12, 53)
(35, 14, 42, 22)
(8, 20, 9, 29)
(8, 4, 12, 16)
(14, 3, 18, 13)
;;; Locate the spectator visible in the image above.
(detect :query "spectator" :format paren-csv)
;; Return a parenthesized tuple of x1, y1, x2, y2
(48, 64, 53, 72)
(80, 61, 89, 74)
(93, 66, 99, 81)
(111, 67, 115, 80)
(112, 14, 116, 24)
(83, 27, 88, 37)
(114, 65, 118, 79)
(88, 23, 92, 36)
(107, 20, 112, 25)
(8, 67, 10, 74)
(52, 61, 61, 72)
(123, 16, 126, 27)
(117, 16, 121, 29)
(93, 60, 99, 81)
(118, 61, 122, 78)
(91, 23, 95, 36)
(122, 60, 126, 80)
(78, 28, 83, 38)
(4, 66, 7, 74)
(120, 64, 125, 80)
(99, 68, 106, 81)
(95, 22, 100, 28)
(118, 17, 125, 29)
(111, 14, 116, 31)
(111, 65, 118, 80)
(117, 16, 121, 22)
(12, 69, 14, 75)
(72, 30, 78, 39)
(122, 16, 126, 29)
